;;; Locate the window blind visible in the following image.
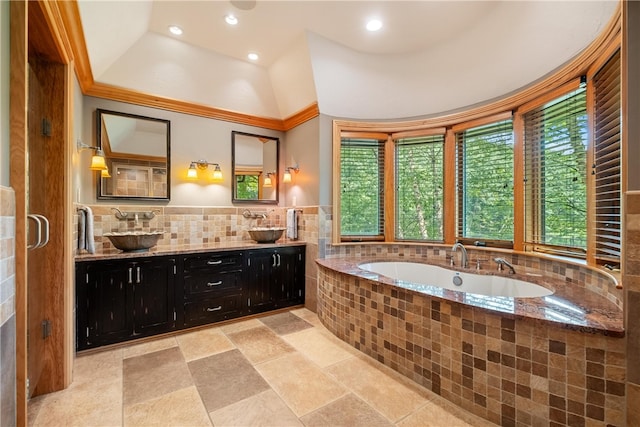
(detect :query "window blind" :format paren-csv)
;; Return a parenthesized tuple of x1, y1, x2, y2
(456, 119, 514, 242)
(340, 137, 385, 239)
(524, 88, 588, 253)
(396, 135, 444, 241)
(593, 50, 621, 262)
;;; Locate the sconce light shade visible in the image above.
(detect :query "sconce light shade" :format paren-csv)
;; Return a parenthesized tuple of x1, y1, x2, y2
(263, 173, 273, 188)
(283, 165, 300, 183)
(90, 149, 108, 171)
(187, 163, 198, 179)
(212, 164, 223, 181)
(187, 160, 222, 182)
(101, 167, 111, 178)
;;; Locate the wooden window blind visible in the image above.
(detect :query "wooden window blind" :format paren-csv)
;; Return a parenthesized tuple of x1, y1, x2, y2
(456, 119, 514, 243)
(593, 49, 621, 263)
(395, 135, 445, 241)
(523, 88, 588, 254)
(340, 137, 386, 240)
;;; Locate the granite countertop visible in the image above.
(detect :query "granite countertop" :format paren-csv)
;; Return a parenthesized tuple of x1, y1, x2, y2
(317, 257, 624, 337)
(76, 240, 306, 262)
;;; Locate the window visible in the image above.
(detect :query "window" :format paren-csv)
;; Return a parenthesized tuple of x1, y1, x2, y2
(593, 50, 621, 263)
(456, 119, 514, 243)
(340, 137, 385, 239)
(396, 135, 444, 241)
(523, 88, 588, 253)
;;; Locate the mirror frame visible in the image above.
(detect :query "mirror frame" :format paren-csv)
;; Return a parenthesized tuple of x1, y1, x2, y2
(231, 131, 279, 205)
(96, 109, 171, 201)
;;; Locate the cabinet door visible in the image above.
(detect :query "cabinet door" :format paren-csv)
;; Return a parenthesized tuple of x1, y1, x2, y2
(85, 260, 132, 348)
(275, 247, 305, 307)
(132, 258, 176, 335)
(246, 250, 277, 313)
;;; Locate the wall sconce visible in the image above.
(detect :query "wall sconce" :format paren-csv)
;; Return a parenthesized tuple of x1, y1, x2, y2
(263, 171, 275, 188)
(283, 165, 300, 183)
(187, 160, 223, 181)
(77, 139, 107, 171)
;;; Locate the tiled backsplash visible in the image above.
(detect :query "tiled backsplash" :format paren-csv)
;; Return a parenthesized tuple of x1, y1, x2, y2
(0, 186, 16, 426)
(75, 204, 318, 256)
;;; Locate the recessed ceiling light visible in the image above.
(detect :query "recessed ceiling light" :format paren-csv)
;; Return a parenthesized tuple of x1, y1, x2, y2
(366, 19, 383, 32)
(247, 52, 259, 61)
(168, 25, 183, 35)
(225, 14, 238, 25)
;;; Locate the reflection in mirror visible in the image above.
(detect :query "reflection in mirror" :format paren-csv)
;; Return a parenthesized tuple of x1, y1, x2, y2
(97, 109, 170, 200)
(232, 131, 279, 204)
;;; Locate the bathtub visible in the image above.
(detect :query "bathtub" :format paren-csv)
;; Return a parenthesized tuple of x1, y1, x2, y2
(316, 255, 625, 425)
(359, 261, 552, 298)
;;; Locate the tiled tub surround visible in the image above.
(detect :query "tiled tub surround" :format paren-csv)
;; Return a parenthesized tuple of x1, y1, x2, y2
(317, 257, 626, 426)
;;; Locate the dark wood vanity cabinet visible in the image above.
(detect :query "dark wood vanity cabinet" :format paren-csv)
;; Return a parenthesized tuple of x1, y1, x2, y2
(181, 251, 245, 327)
(246, 246, 305, 314)
(76, 245, 305, 351)
(76, 256, 177, 350)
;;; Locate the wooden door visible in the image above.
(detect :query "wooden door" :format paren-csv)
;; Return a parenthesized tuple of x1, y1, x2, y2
(26, 61, 48, 397)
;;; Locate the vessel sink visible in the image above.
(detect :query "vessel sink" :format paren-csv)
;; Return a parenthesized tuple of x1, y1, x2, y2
(103, 231, 164, 252)
(248, 227, 286, 243)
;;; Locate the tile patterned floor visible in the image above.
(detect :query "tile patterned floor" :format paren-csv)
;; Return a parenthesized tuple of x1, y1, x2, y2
(28, 309, 496, 427)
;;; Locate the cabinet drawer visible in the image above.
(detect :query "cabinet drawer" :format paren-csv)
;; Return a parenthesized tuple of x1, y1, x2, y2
(184, 270, 243, 296)
(183, 253, 243, 271)
(184, 294, 242, 325)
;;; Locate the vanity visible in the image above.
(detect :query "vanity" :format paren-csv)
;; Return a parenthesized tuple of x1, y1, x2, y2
(75, 243, 305, 350)
(76, 110, 303, 351)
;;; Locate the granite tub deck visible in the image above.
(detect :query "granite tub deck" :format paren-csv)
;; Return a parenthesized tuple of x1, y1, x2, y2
(316, 257, 625, 426)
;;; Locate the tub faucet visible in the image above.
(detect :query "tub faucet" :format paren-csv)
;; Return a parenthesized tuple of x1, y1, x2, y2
(494, 257, 516, 274)
(452, 243, 468, 268)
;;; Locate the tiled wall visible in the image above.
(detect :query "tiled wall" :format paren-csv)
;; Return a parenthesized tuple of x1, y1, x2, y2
(317, 266, 626, 426)
(625, 191, 640, 425)
(0, 186, 16, 425)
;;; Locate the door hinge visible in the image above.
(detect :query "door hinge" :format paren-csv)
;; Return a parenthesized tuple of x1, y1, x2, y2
(41, 118, 51, 137)
(26, 379, 30, 399)
(42, 319, 52, 339)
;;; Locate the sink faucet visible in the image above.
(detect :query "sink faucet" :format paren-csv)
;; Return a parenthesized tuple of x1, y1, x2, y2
(452, 243, 468, 268)
(494, 257, 516, 274)
(134, 213, 139, 226)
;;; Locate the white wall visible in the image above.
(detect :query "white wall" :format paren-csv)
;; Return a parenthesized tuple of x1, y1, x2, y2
(281, 117, 320, 207)
(80, 96, 287, 206)
(0, 0, 10, 187)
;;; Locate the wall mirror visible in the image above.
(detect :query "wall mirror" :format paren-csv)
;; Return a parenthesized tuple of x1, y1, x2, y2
(96, 109, 171, 200)
(232, 131, 279, 204)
